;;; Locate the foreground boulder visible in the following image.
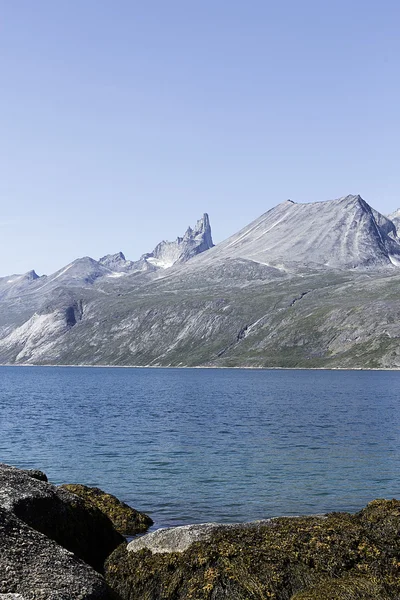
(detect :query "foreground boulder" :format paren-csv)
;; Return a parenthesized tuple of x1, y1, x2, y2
(126, 520, 273, 554)
(0, 463, 124, 573)
(105, 499, 400, 600)
(61, 484, 153, 535)
(0, 506, 112, 599)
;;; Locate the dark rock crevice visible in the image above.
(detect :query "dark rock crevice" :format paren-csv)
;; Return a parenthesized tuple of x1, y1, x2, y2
(290, 290, 311, 307)
(65, 300, 84, 328)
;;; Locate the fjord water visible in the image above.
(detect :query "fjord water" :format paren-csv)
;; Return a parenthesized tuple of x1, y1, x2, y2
(0, 366, 399, 528)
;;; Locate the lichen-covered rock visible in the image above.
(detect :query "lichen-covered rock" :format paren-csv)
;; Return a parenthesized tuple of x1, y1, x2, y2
(0, 506, 112, 599)
(60, 484, 153, 536)
(0, 463, 124, 573)
(105, 500, 400, 600)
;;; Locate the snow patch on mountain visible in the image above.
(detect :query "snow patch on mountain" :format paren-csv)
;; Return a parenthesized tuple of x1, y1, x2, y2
(141, 213, 214, 270)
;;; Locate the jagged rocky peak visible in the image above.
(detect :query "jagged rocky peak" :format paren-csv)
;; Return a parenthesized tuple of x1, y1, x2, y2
(99, 251, 133, 272)
(3, 269, 40, 282)
(25, 269, 40, 281)
(100, 251, 126, 264)
(143, 213, 214, 269)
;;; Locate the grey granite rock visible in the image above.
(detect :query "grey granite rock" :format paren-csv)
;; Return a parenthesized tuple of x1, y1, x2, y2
(140, 213, 214, 270)
(0, 463, 123, 572)
(0, 506, 111, 599)
(24, 469, 48, 482)
(127, 520, 275, 554)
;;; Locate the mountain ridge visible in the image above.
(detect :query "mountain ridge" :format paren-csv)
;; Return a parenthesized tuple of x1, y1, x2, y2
(2, 194, 400, 369)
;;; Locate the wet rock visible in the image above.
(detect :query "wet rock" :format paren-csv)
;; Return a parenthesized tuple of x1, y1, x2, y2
(0, 506, 111, 599)
(0, 463, 124, 572)
(61, 484, 153, 536)
(105, 500, 400, 600)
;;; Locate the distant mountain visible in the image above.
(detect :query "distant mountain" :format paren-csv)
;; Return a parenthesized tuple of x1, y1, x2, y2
(141, 213, 213, 269)
(188, 195, 400, 272)
(99, 252, 134, 273)
(2, 197, 400, 369)
(96, 214, 214, 275)
(0, 213, 214, 300)
(0, 270, 40, 300)
(388, 208, 400, 231)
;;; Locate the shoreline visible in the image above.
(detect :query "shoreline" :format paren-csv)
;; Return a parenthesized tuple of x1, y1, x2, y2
(0, 362, 399, 372)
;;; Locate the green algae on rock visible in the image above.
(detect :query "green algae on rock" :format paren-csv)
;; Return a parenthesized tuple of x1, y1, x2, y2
(105, 500, 400, 600)
(291, 576, 392, 599)
(61, 483, 153, 536)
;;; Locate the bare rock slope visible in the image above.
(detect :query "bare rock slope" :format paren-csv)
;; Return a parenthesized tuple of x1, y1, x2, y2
(1, 196, 400, 368)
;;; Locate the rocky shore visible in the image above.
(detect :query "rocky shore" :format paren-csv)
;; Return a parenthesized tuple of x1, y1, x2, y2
(0, 463, 399, 599)
(0, 463, 152, 599)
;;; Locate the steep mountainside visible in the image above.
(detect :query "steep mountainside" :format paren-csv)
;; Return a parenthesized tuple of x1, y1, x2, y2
(388, 207, 400, 231)
(1, 196, 400, 369)
(186, 195, 400, 272)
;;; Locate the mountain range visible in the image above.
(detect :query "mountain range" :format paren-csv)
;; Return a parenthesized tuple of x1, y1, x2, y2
(1, 194, 400, 369)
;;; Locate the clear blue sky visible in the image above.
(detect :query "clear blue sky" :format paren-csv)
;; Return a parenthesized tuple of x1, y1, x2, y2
(1, 0, 399, 276)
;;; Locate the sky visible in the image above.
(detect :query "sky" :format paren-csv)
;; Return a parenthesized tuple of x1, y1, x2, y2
(1, 0, 400, 276)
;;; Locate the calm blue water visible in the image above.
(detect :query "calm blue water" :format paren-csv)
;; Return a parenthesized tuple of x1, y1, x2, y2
(0, 366, 399, 528)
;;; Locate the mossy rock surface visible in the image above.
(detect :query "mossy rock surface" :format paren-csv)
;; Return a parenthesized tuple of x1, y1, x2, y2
(105, 499, 400, 600)
(292, 575, 392, 599)
(61, 484, 153, 536)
